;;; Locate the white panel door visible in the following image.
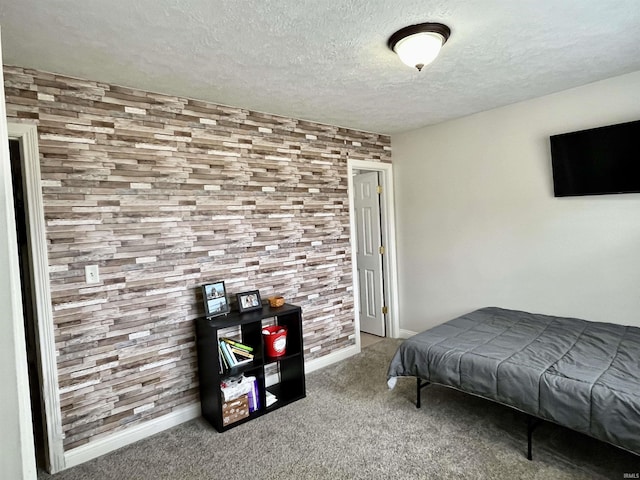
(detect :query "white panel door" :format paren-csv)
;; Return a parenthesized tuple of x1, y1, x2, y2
(354, 171, 385, 336)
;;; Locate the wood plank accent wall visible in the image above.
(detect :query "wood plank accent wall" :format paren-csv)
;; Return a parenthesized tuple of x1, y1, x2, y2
(3, 65, 391, 450)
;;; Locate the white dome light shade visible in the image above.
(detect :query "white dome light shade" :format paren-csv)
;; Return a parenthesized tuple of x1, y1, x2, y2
(393, 32, 444, 70)
(388, 23, 451, 71)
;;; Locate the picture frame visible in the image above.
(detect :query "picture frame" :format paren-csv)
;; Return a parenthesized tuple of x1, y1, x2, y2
(237, 290, 262, 313)
(202, 281, 230, 318)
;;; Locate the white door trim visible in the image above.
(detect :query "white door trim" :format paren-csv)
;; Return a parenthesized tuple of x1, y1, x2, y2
(9, 123, 65, 473)
(347, 160, 400, 348)
(1, 40, 37, 477)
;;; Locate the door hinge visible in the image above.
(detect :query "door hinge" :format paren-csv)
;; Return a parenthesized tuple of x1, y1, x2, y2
(377, 185, 382, 194)
(382, 306, 388, 315)
(379, 245, 385, 255)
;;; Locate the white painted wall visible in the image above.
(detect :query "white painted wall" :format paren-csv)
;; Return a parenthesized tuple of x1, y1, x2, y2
(392, 70, 640, 333)
(0, 28, 37, 480)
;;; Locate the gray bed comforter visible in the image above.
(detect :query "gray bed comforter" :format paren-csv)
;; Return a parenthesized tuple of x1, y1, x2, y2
(387, 307, 640, 454)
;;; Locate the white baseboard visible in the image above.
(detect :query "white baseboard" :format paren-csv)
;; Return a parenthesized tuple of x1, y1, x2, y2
(64, 344, 360, 470)
(398, 329, 418, 339)
(305, 344, 359, 374)
(63, 403, 201, 470)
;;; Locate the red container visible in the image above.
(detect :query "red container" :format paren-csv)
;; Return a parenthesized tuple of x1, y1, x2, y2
(262, 325, 287, 357)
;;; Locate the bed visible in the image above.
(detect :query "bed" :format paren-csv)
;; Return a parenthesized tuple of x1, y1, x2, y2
(387, 307, 640, 459)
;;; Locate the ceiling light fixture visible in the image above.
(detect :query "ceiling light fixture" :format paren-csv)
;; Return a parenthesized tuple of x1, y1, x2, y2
(388, 23, 451, 71)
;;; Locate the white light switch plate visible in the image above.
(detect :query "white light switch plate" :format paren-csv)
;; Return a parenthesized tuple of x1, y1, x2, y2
(85, 265, 100, 284)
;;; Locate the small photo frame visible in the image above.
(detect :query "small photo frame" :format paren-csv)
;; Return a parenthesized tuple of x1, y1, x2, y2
(237, 290, 262, 313)
(202, 281, 230, 318)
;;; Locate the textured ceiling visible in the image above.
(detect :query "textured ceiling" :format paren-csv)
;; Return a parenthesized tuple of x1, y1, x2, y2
(1, 1, 640, 134)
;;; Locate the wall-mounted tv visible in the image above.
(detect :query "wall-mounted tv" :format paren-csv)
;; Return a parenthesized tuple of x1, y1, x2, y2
(550, 119, 640, 197)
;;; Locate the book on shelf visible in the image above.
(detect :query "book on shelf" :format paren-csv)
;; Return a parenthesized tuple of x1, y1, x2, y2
(219, 340, 236, 367)
(218, 343, 226, 371)
(219, 342, 233, 370)
(219, 339, 252, 368)
(230, 346, 253, 360)
(234, 357, 252, 367)
(220, 337, 254, 353)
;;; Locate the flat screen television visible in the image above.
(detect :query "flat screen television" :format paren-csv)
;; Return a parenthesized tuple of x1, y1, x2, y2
(550, 119, 640, 197)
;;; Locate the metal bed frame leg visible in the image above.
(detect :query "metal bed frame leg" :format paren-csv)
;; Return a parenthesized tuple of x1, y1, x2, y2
(416, 378, 430, 408)
(415, 379, 542, 460)
(527, 415, 542, 461)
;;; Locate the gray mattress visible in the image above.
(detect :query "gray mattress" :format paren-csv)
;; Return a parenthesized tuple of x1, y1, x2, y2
(387, 307, 640, 455)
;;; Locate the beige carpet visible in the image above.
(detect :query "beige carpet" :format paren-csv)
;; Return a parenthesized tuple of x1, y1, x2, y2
(360, 332, 384, 348)
(39, 339, 639, 479)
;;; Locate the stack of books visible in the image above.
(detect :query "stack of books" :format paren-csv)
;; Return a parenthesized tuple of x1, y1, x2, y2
(219, 337, 254, 370)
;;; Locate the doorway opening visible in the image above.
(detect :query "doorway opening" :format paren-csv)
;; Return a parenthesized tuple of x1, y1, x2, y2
(347, 160, 399, 352)
(9, 138, 46, 469)
(8, 123, 63, 474)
